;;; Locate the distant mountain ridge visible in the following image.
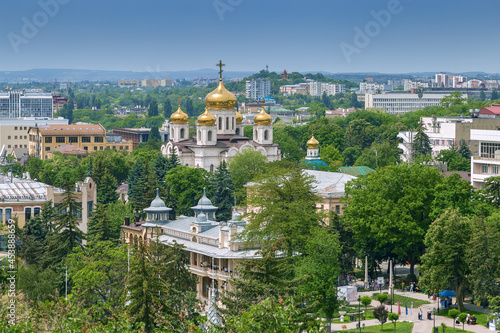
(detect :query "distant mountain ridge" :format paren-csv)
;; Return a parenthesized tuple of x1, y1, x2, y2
(0, 68, 496, 83)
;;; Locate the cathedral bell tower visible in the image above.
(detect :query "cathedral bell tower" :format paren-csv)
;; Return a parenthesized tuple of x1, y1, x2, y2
(197, 108, 217, 146)
(169, 98, 189, 143)
(253, 106, 273, 145)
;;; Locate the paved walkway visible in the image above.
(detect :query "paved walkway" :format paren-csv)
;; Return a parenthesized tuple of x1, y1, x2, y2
(331, 289, 494, 333)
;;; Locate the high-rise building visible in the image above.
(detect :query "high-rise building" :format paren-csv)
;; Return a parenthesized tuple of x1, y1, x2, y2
(245, 79, 271, 99)
(435, 73, 449, 88)
(0, 90, 53, 118)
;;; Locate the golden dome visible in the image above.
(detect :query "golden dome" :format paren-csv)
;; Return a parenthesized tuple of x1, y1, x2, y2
(254, 106, 272, 125)
(307, 135, 320, 149)
(170, 105, 188, 124)
(205, 79, 237, 109)
(197, 108, 216, 126)
(235, 111, 243, 124)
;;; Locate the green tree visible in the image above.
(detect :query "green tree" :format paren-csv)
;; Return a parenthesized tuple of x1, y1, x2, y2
(148, 124, 161, 142)
(18, 265, 58, 304)
(87, 203, 115, 242)
(97, 170, 119, 205)
(151, 153, 169, 182)
(457, 139, 471, 159)
(320, 144, 343, 170)
(185, 98, 194, 116)
(164, 99, 172, 117)
(482, 176, 500, 209)
(412, 119, 432, 160)
(420, 209, 471, 312)
(164, 166, 208, 216)
(45, 186, 84, 268)
(343, 164, 443, 276)
(466, 213, 500, 301)
(388, 312, 399, 333)
(67, 241, 128, 321)
(342, 146, 362, 166)
(19, 214, 49, 265)
(491, 90, 499, 100)
(228, 148, 267, 203)
(241, 168, 323, 256)
(440, 91, 466, 108)
(208, 161, 235, 221)
(297, 226, 340, 332)
(436, 147, 470, 172)
(373, 305, 388, 329)
(345, 119, 374, 149)
(376, 293, 389, 304)
(355, 141, 400, 169)
(480, 91, 486, 101)
(148, 99, 159, 117)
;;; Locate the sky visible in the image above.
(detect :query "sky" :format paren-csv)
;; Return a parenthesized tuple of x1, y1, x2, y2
(1, 0, 499, 74)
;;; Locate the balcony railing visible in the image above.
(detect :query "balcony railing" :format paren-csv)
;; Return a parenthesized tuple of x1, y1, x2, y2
(473, 152, 500, 161)
(189, 264, 233, 278)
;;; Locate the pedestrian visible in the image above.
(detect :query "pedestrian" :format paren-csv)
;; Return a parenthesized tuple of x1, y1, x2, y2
(427, 289, 431, 299)
(402, 282, 405, 291)
(418, 309, 422, 320)
(410, 282, 414, 292)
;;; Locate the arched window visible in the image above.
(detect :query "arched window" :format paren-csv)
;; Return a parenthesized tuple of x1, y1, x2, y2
(226, 117, 229, 130)
(180, 128, 185, 139)
(235, 128, 240, 135)
(232, 117, 234, 130)
(192, 236, 197, 242)
(208, 130, 212, 141)
(254, 129, 257, 139)
(198, 130, 201, 140)
(219, 117, 222, 130)
(264, 130, 269, 140)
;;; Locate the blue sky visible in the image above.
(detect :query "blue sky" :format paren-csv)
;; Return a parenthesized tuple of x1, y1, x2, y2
(1, 0, 499, 73)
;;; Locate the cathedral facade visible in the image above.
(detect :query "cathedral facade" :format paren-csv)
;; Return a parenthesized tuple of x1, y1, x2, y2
(161, 68, 280, 172)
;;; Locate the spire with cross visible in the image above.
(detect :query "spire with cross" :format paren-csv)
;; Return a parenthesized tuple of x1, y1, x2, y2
(216, 60, 225, 80)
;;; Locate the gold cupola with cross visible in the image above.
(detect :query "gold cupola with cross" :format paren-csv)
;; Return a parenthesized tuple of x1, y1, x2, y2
(205, 60, 237, 110)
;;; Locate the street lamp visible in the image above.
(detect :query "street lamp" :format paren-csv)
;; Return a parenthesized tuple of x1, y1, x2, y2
(358, 296, 361, 333)
(433, 308, 436, 332)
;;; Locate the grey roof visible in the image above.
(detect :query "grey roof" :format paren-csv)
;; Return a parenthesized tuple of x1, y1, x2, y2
(162, 216, 220, 240)
(0, 175, 53, 202)
(191, 188, 218, 212)
(144, 188, 172, 213)
(304, 170, 357, 197)
(158, 234, 261, 259)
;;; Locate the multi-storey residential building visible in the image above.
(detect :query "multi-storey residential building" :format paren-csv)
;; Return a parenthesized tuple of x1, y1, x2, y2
(403, 79, 430, 91)
(111, 126, 169, 149)
(279, 83, 310, 95)
(245, 79, 271, 99)
(0, 117, 69, 154)
(28, 123, 133, 159)
(435, 73, 449, 88)
(0, 90, 53, 118)
(118, 79, 139, 88)
(450, 75, 467, 88)
(325, 108, 357, 118)
(365, 93, 455, 114)
(359, 82, 388, 93)
(398, 116, 500, 162)
(310, 82, 345, 96)
(470, 129, 500, 189)
(52, 95, 68, 112)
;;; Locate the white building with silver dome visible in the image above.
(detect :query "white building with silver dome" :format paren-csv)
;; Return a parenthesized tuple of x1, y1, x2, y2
(161, 62, 281, 172)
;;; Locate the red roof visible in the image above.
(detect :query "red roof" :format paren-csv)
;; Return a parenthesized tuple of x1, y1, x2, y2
(480, 106, 500, 115)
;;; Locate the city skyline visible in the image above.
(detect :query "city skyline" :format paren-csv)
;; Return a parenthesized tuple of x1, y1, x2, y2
(1, 0, 500, 74)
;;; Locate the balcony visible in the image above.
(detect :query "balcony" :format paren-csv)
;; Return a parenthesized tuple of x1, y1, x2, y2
(189, 264, 233, 279)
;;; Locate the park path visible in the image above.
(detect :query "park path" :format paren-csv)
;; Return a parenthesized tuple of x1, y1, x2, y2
(330, 289, 494, 333)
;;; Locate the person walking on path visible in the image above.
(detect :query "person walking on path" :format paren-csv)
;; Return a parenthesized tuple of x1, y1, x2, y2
(410, 282, 414, 292)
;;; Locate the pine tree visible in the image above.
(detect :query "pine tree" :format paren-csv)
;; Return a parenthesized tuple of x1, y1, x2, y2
(208, 161, 235, 221)
(168, 150, 180, 171)
(152, 154, 168, 182)
(128, 159, 145, 211)
(491, 89, 499, 100)
(20, 214, 48, 265)
(457, 139, 471, 159)
(148, 125, 161, 142)
(97, 170, 119, 205)
(87, 203, 115, 242)
(148, 99, 159, 117)
(45, 186, 85, 268)
(164, 99, 172, 118)
(127, 242, 168, 333)
(412, 119, 432, 160)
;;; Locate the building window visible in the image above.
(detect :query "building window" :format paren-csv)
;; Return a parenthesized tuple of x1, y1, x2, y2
(14, 127, 17, 130)
(119, 146, 123, 150)
(34, 207, 40, 216)
(494, 165, 499, 175)
(0, 209, 2, 224)
(218, 117, 222, 130)
(94, 137, 103, 143)
(84, 146, 88, 150)
(25, 208, 31, 222)
(56, 137, 65, 143)
(94, 146, 97, 150)
(180, 128, 185, 139)
(482, 164, 488, 174)
(100, 146, 103, 150)
(335, 205, 341, 214)
(264, 130, 269, 140)
(125, 146, 129, 150)
(45, 137, 52, 143)
(7, 136, 10, 139)
(69, 137, 78, 143)
(82, 137, 91, 143)
(208, 131, 212, 141)
(5, 208, 11, 221)
(226, 117, 229, 130)
(24, 136, 27, 139)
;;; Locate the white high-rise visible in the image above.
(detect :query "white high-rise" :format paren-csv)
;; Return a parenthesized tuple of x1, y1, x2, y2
(245, 79, 271, 99)
(309, 81, 345, 97)
(0, 90, 53, 118)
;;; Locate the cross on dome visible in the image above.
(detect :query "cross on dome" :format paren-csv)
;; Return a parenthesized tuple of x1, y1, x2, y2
(216, 60, 225, 80)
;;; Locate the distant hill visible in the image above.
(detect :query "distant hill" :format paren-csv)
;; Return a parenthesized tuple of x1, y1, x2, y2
(0, 68, 256, 83)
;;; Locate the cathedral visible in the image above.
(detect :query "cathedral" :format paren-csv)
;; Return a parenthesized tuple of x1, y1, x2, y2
(161, 62, 281, 172)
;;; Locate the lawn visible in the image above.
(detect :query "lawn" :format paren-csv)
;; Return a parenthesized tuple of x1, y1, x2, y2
(340, 321, 413, 333)
(333, 311, 375, 323)
(436, 308, 489, 326)
(430, 328, 475, 333)
(390, 294, 431, 308)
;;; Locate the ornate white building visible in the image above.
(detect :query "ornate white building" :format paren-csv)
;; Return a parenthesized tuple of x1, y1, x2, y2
(161, 65, 280, 172)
